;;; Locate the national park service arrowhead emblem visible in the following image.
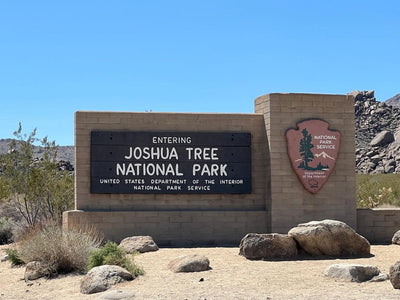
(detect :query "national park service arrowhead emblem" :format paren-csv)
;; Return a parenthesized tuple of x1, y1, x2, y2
(285, 119, 340, 194)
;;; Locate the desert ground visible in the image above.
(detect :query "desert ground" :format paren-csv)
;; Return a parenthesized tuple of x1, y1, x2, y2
(1, 244, 400, 300)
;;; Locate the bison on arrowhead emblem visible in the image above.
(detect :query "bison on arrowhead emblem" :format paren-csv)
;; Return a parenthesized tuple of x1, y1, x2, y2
(285, 119, 341, 194)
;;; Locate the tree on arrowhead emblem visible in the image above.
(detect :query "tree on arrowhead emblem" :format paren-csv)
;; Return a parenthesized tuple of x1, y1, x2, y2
(299, 128, 314, 170)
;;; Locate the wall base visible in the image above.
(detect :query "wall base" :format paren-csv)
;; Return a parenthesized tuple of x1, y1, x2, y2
(357, 208, 400, 244)
(63, 210, 269, 246)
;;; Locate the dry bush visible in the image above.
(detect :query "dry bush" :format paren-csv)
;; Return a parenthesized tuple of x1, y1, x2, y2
(18, 223, 102, 276)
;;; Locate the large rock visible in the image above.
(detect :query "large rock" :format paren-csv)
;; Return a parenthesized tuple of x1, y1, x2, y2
(119, 236, 159, 254)
(1, 254, 9, 262)
(98, 290, 136, 299)
(365, 90, 375, 98)
(384, 159, 396, 173)
(348, 90, 364, 101)
(390, 261, 400, 289)
(80, 265, 133, 294)
(168, 254, 210, 273)
(239, 233, 297, 260)
(369, 273, 390, 282)
(24, 261, 47, 281)
(325, 264, 380, 282)
(370, 130, 394, 147)
(392, 230, 400, 245)
(288, 220, 370, 257)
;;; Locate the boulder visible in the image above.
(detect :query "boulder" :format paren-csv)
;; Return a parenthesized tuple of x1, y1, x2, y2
(370, 131, 394, 147)
(366, 150, 379, 157)
(98, 290, 136, 299)
(392, 230, 400, 245)
(1, 254, 9, 262)
(390, 261, 400, 289)
(288, 220, 370, 257)
(384, 160, 396, 173)
(119, 236, 159, 254)
(370, 155, 382, 164)
(366, 90, 375, 98)
(168, 254, 210, 273)
(372, 165, 385, 174)
(348, 90, 363, 101)
(80, 265, 133, 294)
(239, 233, 297, 260)
(24, 261, 47, 281)
(369, 273, 390, 282)
(325, 264, 380, 282)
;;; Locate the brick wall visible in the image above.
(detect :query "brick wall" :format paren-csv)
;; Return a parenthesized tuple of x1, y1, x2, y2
(255, 93, 357, 232)
(357, 208, 400, 244)
(63, 210, 268, 245)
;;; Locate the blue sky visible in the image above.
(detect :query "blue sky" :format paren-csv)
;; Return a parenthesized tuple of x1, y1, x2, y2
(1, 1, 399, 145)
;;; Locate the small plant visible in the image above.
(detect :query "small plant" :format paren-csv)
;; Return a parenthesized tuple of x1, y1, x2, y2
(359, 187, 394, 208)
(88, 241, 144, 277)
(5, 248, 24, 266)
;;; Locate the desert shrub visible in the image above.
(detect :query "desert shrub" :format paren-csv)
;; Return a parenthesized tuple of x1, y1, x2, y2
(0, 124, 74, 228)
(0, 217, 13, 245)
(88, 241, 144, 277)
(357, 174, 400, 208)
(5, 248, 24, 266)
(18, 224, 101, 276)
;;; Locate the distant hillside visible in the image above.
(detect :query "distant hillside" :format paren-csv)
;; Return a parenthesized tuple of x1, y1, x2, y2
(385, 93, 400, 108)
(0, 139, 74, 163)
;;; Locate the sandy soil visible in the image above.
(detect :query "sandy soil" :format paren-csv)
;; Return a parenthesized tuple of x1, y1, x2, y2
(1, 245, 400, 300)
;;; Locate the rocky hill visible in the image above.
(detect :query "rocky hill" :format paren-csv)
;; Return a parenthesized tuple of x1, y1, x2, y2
(352, 90, 400, 174)
(385, 93, 400, 108)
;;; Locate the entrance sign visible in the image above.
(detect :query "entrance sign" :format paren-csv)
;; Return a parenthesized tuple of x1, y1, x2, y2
(286, 119, 340, 194)
(65, 94, 357, 245)
(91, 131, 252, 194)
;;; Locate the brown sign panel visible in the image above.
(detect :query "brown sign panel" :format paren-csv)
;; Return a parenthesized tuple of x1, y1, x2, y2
(285, 119, 340, 194)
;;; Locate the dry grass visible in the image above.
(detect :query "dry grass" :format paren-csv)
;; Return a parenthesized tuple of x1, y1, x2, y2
(17, 224, 102, 276)
(357, 174, 400, 208)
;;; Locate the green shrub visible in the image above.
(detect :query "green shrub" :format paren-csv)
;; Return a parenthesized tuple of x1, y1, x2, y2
(5, 248, 24, 266)
(88, 241, 144, 277)
(0, 217, 13, 245)
(357, 174, 400, 208)
(0, 124, 74, 228)
(18, 224, 101, 276)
